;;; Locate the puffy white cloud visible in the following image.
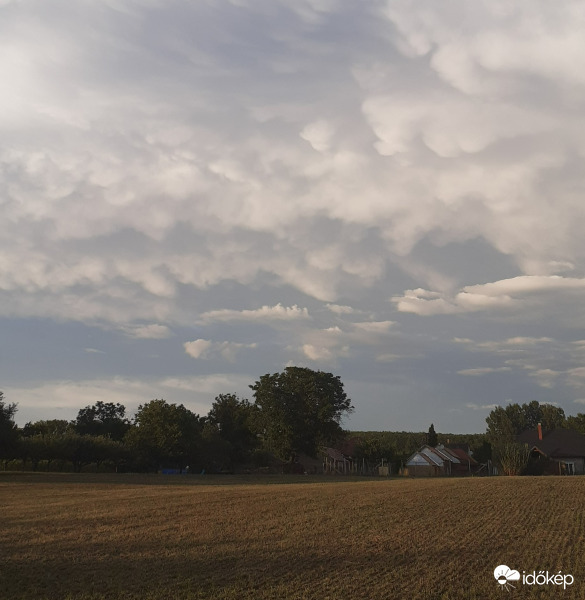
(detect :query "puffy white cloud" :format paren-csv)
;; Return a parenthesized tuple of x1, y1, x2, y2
(394, 276, 585, 316)
(198, 304, 310, 323)
(183, 339, 257, 362)
(302, 344, 335, 362)
(184, 339, 213, 359)
(300, 120, 336, 152)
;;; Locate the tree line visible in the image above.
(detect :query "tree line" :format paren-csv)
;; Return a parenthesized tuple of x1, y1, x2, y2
(3, 373, 583, 475)
(0, 367, 353, 473)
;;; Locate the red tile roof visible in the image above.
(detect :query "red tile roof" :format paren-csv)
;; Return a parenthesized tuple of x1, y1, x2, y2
(446, 447, 478, 465)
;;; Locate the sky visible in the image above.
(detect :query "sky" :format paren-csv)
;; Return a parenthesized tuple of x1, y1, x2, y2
(2, 0, 585, 433)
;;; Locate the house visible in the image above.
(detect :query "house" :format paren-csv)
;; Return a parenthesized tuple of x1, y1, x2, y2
(405, 444, 477, 476)
(517, 424, 585, 475)
(439, 444, 479, 475)
(405, 446, 444, 476)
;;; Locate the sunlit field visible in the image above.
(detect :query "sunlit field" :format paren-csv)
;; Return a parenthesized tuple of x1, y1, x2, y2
(2, 473, 584, 599)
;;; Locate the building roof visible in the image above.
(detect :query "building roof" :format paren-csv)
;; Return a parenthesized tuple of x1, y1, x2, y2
(432, 446, 461, 464)
(406, 451, 440, 467)
(517, 428, 585, 459)
(323, 447, 347, 461)
(420, 446, 446, 465)
(445, 447, 478, 465)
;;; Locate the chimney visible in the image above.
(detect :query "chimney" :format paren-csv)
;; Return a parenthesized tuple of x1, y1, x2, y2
(537, 422, 542, 441)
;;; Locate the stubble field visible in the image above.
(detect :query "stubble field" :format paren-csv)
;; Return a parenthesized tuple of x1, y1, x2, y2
(1, 473, 584, 600)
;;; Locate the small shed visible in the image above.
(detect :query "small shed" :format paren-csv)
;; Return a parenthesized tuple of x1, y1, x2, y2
(322, 447, 351, 474)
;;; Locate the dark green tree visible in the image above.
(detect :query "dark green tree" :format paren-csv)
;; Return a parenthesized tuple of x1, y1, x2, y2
(486, 405, 518, 441)
(206, 393, 257, 466)
(125, 399, 203, 471)
(539, 403, 566, 430)
(486, 402, 567, 441)
(0, 392, 19, 464)
(427, 423, 438, 447)
(471, 439, 492, 464)
(353, 435, 395, 463)
(18, 435, 56, 471)
(75, 401, 130, 441)
(21, 419, 73, 437)
(566, 413, 585, 435)
(199, 423, 232, 473)
(250, 367, 353, 461)
(59, 433, 113, 473)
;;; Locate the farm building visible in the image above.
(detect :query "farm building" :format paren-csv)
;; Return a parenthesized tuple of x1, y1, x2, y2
(517, 424, 585, 475)
(322, 447, 352, 474)
(405, 444, 477, 477)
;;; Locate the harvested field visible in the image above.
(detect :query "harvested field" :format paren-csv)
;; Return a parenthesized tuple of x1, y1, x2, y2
(1, 473, 584, 599)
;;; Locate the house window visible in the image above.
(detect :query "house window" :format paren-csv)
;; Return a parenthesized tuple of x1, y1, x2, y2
(564, 462, 575, 475)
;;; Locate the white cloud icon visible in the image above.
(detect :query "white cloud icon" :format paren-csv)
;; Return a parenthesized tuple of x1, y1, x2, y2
(494, 565, 521, 588)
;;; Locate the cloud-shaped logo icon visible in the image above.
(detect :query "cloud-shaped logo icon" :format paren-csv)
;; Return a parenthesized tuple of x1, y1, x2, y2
(494, 565, 521, 590)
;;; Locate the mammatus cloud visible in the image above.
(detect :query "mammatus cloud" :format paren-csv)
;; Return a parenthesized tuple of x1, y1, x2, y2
(3, 1, 585, 432)
(2, 2, 585, 328)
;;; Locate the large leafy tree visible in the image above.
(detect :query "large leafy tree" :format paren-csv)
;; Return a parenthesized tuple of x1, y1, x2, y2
(21, 419, 73, 437)
(486, 401, 566, 441)
(539, 403, 566, 430)
(125, 399, 203, 470)
(206, 393, 257, 465)
(485, 405, 518, 441)
(250, 367, 353, 461)
(75, 401, 130, 441)
(0, 392, 19, 461)
(566, 413, 585, 435)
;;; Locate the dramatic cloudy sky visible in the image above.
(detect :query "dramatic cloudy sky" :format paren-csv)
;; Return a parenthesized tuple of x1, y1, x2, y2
(3, 0, 585, 433)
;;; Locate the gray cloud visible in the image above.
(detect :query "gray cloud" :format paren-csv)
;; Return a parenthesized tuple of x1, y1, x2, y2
(3, 1, 585, 431)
